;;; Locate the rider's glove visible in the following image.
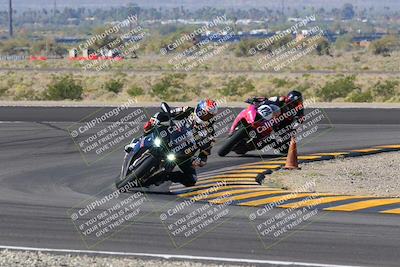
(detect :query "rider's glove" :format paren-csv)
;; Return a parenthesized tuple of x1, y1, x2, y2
(245, 98, 253, 104)
(143, 117, 159, 133)
(192, 157, 206, 168)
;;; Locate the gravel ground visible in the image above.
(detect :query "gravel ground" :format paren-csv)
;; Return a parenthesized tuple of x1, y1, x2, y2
(266, 152, 400, 197)
(0, 250, 251, 267)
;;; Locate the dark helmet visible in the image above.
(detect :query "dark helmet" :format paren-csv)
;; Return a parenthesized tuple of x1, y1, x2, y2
(287, 90, 303, 106)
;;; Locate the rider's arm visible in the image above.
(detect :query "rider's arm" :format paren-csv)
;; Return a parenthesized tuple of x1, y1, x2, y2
(245, 97, 268, 105)
(196, 124, 216, 166)
(143, 112, 169, 133)
(170, 106, 193, 120)
(143, 107, 193, 133)
(295, 103, 305, 123)
(297, 113, 305, 123)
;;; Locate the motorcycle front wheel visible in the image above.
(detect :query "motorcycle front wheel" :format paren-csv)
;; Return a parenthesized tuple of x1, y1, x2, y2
(218, 128, 248, 157)
(115, 154, 160, 190)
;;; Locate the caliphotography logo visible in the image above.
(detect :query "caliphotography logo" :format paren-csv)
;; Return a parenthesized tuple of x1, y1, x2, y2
(0, 1, 400, 267)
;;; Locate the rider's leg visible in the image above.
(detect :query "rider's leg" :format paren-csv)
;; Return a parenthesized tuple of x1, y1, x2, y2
(167, 160, 197, 187)
(139, 160, 197, 187)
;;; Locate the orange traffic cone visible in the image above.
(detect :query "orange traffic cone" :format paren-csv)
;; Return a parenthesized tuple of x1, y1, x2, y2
(284, 136, 300, 170)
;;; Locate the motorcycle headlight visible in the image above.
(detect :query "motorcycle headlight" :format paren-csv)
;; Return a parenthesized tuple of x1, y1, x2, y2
(154, 137, 162, 147)
(166, 153, 176, 161)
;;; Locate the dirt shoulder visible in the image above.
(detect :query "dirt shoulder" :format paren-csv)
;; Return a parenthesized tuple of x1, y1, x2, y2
(266, 152, 400, 197)
(1, 100, 400, 108)
(0, 250, 247, 267)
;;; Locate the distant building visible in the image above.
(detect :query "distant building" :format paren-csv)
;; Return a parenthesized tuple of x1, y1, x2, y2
(82, 48, 89, 58)
(354, 40, 371, 48)
(69, 48, 78, 58)
(288, 17, 302, 22)
(250, 29, 268, 35)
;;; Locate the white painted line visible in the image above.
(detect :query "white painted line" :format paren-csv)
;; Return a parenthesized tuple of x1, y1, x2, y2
(0, 245, 364, 267)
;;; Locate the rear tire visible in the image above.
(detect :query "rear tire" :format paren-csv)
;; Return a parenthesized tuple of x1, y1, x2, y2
(218, 128, 248, 157)
(115, 154, 160, 190)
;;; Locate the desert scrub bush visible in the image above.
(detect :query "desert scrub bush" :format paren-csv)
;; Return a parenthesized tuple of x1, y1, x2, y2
(296, 82, 312, 93)
(317, 75, 359, 101)
(305, 64, 315, 70)
(13, 84, 39, 100)
(271, 78, 293, 88)
(127, 85, 144, 97)
(150, 73, 194, 101)
(315, 38, 331, 56)
(334, 34, 354, 51)
(370, 35, 399, 56)
(44, 75, 83, 100)
(219, 76, 255, 97)
(370, 80, 399, 101)
(102, 79, 124, 94)
(352, 55, 361, 62)
(234, 39, 259, 57)
(0, 86, 7, 97)
(345, 89, 373, 102)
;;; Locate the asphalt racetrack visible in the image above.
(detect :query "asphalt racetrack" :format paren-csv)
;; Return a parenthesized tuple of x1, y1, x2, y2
(0, 106, 399, 267)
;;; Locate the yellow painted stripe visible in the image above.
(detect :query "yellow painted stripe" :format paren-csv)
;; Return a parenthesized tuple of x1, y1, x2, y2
(240, 160, 286, 166)
(380, 208, 400, 215)
(177, 185, 276, 198)
(279, 196, 371, 209)
(170, 181, 260, 191)
(223, 169, 268, 174)
(351, 148, 380, 153)
(195, 178, 256, 185)
(198, 177, 256, 182)
(375, 145, 400, 149)
(192, 187, 287, 200)
(239, 193, 332, 207)
(211, 190, 287, 204)
(297, 156, 322, 160)
(324, 199, 400, 212)
(312, 152, 348, 156)
(199, 174, 258, 179)
(198, 181, 259, 186)
(237, 165, 282, 170)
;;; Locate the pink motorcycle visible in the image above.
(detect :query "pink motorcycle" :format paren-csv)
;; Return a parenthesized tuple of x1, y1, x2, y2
(218, 102, 290, 156)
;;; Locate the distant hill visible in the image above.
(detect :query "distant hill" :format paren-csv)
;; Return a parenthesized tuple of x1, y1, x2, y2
(1, 0, 399, 11)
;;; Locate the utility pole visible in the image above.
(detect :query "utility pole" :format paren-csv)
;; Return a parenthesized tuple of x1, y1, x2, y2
(53, 0, 57, 25)
(9, 0, 13, 37)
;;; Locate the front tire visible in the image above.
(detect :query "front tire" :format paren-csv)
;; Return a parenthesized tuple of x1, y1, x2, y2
(218, 128, 248, 157)
(116, 154, 160, 190)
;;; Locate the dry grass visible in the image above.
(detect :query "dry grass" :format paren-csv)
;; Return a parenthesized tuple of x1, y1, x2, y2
(0, 70, 399, 102)
(0, 50, 399, 102)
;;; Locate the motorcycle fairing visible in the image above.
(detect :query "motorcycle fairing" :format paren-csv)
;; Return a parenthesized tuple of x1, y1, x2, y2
(120, 133, 156, 181)
(229, 105, 258, 134)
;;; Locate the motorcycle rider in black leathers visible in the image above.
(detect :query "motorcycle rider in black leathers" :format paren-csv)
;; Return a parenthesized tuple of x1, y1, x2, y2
(246, 90, 304, 152)
(141, 99, 218, 187)
(246, 90, 304, 125)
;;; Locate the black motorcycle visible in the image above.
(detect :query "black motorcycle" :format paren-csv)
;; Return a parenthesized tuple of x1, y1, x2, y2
(115, 102, 196, 190)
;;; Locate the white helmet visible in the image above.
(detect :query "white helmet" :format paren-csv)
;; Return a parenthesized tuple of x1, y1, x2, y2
(257, 104, 280, 120)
